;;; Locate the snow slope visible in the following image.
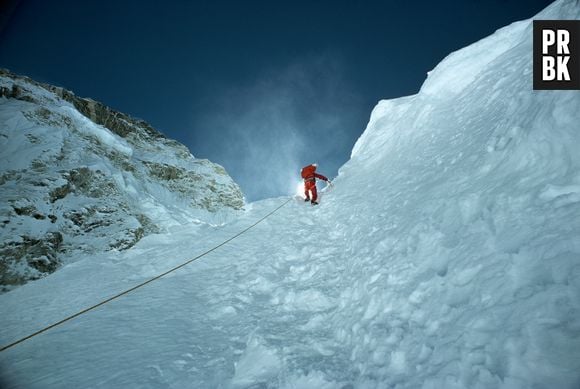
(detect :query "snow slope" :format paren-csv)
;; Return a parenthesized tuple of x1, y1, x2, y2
(1, 1, 580, 388)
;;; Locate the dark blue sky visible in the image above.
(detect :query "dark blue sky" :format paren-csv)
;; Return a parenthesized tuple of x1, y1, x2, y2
(0, 0, 552, 201)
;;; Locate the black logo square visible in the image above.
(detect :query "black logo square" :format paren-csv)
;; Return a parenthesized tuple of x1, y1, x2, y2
(533, 20, 580, 90)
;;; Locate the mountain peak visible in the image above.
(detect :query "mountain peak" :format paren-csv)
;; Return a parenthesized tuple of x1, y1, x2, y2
(0, 69, 244, 291)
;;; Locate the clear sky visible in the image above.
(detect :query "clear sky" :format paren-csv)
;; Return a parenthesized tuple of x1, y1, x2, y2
(0, 0, 552, 201)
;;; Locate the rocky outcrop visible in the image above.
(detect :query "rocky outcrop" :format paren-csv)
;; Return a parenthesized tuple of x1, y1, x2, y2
(1, 68, 185, 153)
(0, 232, 62, 290)
(0, 69, 245, 292)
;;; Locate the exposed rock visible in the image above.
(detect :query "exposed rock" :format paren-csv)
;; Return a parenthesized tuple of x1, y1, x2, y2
(0, 232, 63, 292)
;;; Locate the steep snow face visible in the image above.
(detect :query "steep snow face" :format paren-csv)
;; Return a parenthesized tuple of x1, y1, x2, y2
(0, 70, 244, 291)
(331, 0, 580, 387)
(1, 1, 580, 389)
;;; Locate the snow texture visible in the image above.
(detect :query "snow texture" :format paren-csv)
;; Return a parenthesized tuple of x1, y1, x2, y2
(1, 1, 580, 388)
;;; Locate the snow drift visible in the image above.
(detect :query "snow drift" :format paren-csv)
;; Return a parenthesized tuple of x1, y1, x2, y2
(1, 1, 579, 388)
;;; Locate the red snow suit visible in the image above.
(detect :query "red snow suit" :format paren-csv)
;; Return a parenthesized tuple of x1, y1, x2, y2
(301, 165, 328, 202)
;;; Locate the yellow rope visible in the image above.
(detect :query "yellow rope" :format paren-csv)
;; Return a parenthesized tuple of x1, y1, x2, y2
(0, 197, 292, 352)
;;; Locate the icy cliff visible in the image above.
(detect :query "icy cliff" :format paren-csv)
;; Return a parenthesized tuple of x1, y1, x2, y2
(333, 0, 580, 387)
(0, 69, 244, 291)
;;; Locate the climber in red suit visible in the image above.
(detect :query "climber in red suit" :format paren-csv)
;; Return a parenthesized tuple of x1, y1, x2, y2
(301, 163, 330, 205)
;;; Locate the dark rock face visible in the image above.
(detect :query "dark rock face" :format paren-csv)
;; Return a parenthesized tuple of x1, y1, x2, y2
(0, 69, 165, 144)
(0, 232, 62, 292)
(0, 69, 245, 292)
(52, 87, 165, 142)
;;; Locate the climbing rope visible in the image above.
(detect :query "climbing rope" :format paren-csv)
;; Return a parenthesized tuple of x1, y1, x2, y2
(0, 197, 293, 352)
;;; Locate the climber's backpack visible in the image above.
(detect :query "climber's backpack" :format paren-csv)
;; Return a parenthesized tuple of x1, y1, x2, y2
(301, 164, 316, 179)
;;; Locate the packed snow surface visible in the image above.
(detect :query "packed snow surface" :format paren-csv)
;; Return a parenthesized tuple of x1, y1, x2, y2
(1, 1, 580, 388)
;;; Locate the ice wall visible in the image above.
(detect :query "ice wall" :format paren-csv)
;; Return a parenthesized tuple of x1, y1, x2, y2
(324, 0, 580, 386)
